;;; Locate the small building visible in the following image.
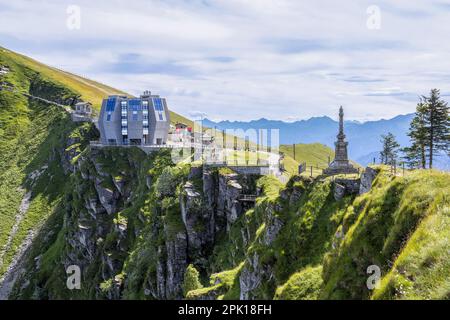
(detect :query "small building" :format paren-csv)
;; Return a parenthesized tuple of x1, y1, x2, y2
(169, 122, 193, 143)
(71, 102, 93, 122)
(98, 91, 170, 146)
(74, 102, 92, 115)
(175, 122, 189, 130)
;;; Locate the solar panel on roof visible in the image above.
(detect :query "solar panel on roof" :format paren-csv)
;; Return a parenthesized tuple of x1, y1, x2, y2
(153, 98, 164, 111)
(106, 98, 116, 112)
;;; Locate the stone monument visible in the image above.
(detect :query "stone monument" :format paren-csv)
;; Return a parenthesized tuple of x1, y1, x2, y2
(323, 106, 358, 175)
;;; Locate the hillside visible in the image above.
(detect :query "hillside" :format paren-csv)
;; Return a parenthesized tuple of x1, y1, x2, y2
(0, 47, 94, 285)
(279, 143, 334, 176)
(186, 167, 449, 300)
(0, 47, 192, 126)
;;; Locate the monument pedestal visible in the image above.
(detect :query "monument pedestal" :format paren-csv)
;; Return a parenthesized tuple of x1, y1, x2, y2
(323, 106, 358, 175)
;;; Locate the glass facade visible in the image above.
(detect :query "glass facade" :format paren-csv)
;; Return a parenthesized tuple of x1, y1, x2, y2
(121, 100, 128, 135)
(143, 100, 149, 135)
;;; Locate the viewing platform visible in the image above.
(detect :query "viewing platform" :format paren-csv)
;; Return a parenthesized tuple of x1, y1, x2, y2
(89, 141, 172, 154)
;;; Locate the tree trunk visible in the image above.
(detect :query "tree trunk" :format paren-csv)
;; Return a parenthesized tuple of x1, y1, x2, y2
(429, 109, 434, 169)
(421, 145, 426, 169)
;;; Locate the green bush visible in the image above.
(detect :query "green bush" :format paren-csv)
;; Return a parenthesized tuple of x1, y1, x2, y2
(183, 264, 203, 297)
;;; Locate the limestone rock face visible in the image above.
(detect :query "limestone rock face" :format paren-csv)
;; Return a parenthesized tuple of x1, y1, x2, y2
(217, 174, 244, 231)
(180, 179, 214, 262)
(94, 181, 116, 215)
(359, 167, 378, 194)
(163, 231, 188, 299)
(333, 178, 360, 201)
(239, 253, 263, 300)
(15, 143, 264, 300)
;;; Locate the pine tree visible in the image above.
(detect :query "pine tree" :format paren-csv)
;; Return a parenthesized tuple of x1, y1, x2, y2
(401, 145, 421, 169)
(421, 89, 450, 168)
(405, 100, 428, 169)
(380, 132, 400, 165)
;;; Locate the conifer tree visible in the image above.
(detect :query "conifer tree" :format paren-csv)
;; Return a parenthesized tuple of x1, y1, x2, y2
(380, 132, 400, 165)
(421, 89, 450, 168)
(404, 100, 428, 169)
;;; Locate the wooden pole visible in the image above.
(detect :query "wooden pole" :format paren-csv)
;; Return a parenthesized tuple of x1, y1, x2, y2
(223, 130, 226, 163)
(310, 165, 313, 177)
(293, 144, 296, 160)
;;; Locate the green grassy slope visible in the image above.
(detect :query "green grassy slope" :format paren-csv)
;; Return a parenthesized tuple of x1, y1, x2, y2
(188, 167, 449, 300)
(280, 143, 334, 176)
(0, 49, 97, 277)
(321, 168, 450, 299)
(0, 47, 192, 126)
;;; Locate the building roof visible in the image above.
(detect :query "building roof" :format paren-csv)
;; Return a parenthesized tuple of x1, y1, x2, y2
(75, 101, 92, 106)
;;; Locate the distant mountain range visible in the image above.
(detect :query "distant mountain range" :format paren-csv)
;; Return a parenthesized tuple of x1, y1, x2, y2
(203, 114, 449, 170)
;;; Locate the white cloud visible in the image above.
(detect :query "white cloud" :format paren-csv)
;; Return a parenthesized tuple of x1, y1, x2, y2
(1, 0, 449, 121)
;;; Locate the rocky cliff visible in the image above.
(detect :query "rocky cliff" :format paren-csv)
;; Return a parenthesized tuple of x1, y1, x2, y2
(7, 139, 450, 300)
(7, 145, 262, 299)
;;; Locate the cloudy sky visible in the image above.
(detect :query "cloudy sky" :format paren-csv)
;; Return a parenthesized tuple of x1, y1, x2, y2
(1, 0, 450, 121)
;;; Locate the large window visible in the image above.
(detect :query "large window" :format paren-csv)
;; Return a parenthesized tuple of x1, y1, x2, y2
(129, 99, 141, 111)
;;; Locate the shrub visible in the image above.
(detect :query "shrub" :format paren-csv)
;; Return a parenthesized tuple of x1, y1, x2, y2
(183, 264, 203, 297)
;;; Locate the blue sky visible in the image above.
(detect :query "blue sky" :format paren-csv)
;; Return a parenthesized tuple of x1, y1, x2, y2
(1, 0, 450, 121)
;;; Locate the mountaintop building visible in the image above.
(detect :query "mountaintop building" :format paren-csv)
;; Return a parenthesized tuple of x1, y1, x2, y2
(323, 106, 358, 175)
(98, 91, 170, 146)
(71, 101, 93, 122)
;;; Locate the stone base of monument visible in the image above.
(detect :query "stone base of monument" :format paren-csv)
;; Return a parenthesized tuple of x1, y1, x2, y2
(323, 161, 359, 175)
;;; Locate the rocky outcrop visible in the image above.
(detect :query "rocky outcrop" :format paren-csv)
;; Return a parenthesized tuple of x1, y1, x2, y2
(163, 231, 188, 299)
(359, 167, 378, 194)
(333, 178, 360, 201)
(216, 174, 245, 231)
(240, 253, 263, 300)
(180, 179, 214, 263)
(11, 142, 264, 300)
